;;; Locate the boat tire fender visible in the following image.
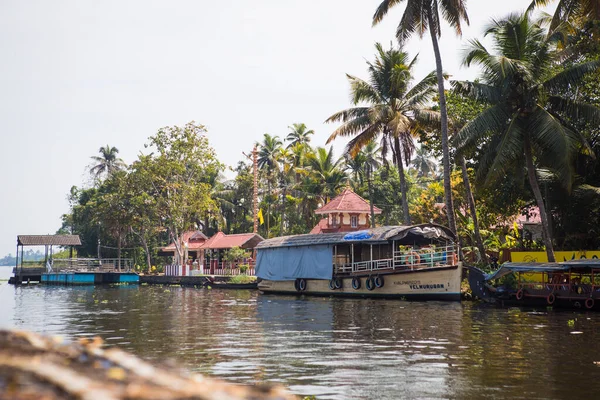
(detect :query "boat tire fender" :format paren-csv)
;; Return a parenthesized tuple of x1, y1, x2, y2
(294, 279, 300, 291)
(298, 278, 307, 291)
(547, 292, 556, 305)
(366, 276, 375, 291)
(516, 289, 524, 300)
(334, 278, 342, 289)
(352, 277, 361, 290)
(329, 279, 335, 290)
(374, 275, 384, 288)
(586, 298, 595, 309)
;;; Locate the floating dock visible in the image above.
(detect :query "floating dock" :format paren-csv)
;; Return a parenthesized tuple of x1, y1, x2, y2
(41, 272, 139, 285)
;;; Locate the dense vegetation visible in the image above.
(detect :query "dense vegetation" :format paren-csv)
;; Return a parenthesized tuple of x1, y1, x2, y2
(53, 1, 600, 269)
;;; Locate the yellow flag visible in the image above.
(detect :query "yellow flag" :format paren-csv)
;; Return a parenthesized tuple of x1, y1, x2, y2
(257, 208, 264, 225)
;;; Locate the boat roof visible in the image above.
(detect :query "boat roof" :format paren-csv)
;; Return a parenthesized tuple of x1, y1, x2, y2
(485, 260, 600, 280)
(256, 224, 455, 250)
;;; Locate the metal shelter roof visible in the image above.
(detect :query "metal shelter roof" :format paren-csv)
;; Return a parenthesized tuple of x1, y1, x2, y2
(484, 260, 600, 281)
(17, 235, 81, 246)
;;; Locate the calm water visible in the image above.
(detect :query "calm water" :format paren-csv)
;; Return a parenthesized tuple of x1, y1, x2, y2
(1, 266, 599, 399)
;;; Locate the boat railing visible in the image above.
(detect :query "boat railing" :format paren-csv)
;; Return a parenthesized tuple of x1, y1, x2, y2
(519, 281, 600, 295)
(334, 245, 459, 275)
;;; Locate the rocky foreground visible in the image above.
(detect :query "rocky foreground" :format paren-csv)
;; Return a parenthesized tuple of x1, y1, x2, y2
(0, 330, 296, 400)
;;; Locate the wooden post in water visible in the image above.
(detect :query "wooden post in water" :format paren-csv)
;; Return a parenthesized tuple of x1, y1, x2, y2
(15, 241, 19, 279)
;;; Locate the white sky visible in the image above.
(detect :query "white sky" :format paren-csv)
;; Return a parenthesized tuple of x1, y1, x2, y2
(0, 1, 554, 257)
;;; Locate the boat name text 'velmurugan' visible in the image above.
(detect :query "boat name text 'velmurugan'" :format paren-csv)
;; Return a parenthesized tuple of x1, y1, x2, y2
(393, 280, 445, 290)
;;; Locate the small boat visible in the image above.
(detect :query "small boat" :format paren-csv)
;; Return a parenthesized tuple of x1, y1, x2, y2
(468, 260, 600, 309)
(256, 224, 462, 300)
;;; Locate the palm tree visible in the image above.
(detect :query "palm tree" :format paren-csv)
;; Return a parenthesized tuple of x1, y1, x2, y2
(90, 145, 125, 180)
(257, 134, 283, 237)
(306, 147, 348, 204)
(286, 123, 315, 148)
(529, 0, 600, 30)
(411, 146, 437, 178)
(361, 141, 382, 227)
(452, 12, 600, 262)
(257, 133, 283, 172)
(373, 0, 469, 234)
(326, 43, 439, 225)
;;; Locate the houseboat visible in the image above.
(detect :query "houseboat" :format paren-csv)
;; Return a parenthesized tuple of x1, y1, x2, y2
(256, 224, 462, 300)
(468, 260, 600, 309)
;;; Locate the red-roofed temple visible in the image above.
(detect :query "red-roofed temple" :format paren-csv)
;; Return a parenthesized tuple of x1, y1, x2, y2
(310, 187, 381, 234)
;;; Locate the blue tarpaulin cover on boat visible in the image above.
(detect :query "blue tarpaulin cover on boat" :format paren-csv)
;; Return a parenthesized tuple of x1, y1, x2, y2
(343, 231, 373, 240)
(256, 245, 333, 281)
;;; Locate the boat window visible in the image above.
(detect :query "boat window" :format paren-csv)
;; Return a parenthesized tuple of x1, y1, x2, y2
(351, 215, 358, 228)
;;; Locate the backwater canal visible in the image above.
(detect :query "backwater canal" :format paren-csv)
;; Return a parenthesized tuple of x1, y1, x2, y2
(1, 266, 599, 399)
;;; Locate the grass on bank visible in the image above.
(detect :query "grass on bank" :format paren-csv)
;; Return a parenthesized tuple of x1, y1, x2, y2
(228, 275, 256, 284)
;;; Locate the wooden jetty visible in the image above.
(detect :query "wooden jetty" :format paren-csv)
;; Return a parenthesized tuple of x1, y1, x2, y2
(0, 329, 296, 400)
(11, 234, 139, 285)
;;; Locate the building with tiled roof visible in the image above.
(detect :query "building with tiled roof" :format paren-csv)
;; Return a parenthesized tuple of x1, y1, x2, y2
(310, 188, 381, 234)
(200, 232, 264, 250)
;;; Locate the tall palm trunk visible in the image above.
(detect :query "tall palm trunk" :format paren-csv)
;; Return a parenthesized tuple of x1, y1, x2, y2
(460, 155, 488, 265)
(280, 182, 286, 236)
(393, 136, 411, 225)
(367, 166, 376, 228)
(428, 13, 457, 235)
(524, 138, 556, 262)
(267, 178, 271, 237)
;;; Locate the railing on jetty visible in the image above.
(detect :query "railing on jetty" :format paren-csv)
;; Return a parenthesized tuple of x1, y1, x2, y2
(334, 245, 459, 275)
(16, 258, 134, 273)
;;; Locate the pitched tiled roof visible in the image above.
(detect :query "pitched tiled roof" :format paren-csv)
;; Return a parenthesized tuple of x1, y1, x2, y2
(162, 230, 208, 251)
(201, 232, 264, 250)
(315, 188, 382, 215)
(309, 218, 333, 234)
(17, 235, 81, 246)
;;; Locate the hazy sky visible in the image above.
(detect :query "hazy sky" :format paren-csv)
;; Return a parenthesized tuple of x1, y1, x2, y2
(0, 1, 554, 257)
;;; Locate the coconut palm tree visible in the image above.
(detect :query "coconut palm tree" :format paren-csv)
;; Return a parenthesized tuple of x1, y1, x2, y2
(361, 141, 382, 227)
(286, 123, 315, 148)
(305, 147, 348, 204)
(411, 146, 437, 178)
(257, 134, 283, 236)
(373, 0, 469, 234)
(529, 0, 600, 30)
(326, 43, 439, 225)
(452, 12, 600, 262)
(90, 145, 126, 180)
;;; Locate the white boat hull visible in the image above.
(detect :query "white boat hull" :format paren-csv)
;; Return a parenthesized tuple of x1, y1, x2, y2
(258, 263, 463, 301)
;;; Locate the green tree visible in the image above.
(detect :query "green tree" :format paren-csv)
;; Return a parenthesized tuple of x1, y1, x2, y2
(326, 43, 439, 225)
(89, 145, 126, 180)
(410, 147, 437, 178)
(452, 12, 600, 261)
(373, 0, 469, 234)
(141, 122, 223, 265)
(529, 0, 600, 31)
(305, 147, 348, 204)
(257, 133, 283, 237)
(286, 123, 314, 148)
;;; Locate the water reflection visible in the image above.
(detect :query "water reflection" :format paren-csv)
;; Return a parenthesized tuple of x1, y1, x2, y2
(1, 280, 600, 399)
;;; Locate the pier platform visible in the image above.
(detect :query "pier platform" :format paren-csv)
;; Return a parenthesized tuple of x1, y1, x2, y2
(41, 272, 139, 285)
